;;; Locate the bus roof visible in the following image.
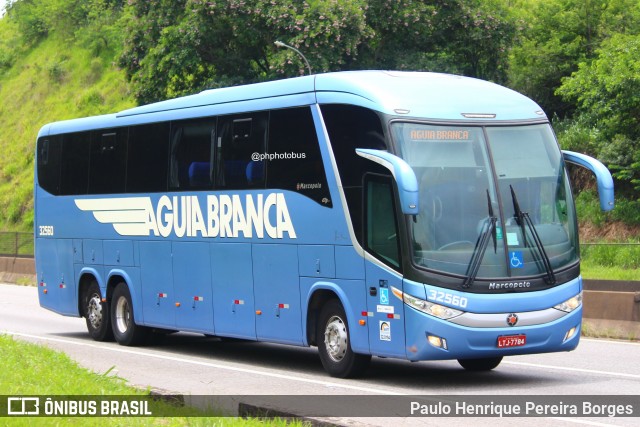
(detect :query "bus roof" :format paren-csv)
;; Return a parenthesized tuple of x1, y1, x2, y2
(40, 71, 546, 137)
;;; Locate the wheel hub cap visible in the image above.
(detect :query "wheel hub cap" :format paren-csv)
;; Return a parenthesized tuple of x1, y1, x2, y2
(324, 315, 348, 362)
(87, 295, 103, 329)
(115, 296, 131, 334)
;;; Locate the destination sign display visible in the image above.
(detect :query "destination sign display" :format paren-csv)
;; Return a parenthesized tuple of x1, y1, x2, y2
(410, 129, 471, 141)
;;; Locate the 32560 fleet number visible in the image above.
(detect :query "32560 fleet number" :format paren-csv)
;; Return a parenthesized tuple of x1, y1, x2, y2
(427, 290, 468, 308)
(38, 225, 54, 236)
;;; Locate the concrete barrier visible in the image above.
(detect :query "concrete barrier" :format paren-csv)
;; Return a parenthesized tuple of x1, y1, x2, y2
(2, 256, 638, 339)
(582, 280, 640, 340)
(0, 256, 36, 285)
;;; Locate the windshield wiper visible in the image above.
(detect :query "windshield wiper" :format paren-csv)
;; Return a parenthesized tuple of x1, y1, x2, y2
(462, 190, 497, 289)
(509, 185, 556, 285)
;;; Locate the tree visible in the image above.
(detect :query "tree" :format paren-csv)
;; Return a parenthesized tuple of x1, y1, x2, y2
(120, 0, 517, 104)
(508, 0, 640, 118)
(120, 0, 372, 103)
(558, 34, 640, 193)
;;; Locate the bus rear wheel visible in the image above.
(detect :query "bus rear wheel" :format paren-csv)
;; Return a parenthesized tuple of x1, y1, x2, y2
(317, 299, 371, 378)
(111, 283, 150, 346)
(83, 281, 113, 342)
(458, 356, 503, 371)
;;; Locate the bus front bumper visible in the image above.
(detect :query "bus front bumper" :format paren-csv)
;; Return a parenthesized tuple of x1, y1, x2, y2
(403, 305, 582, 361)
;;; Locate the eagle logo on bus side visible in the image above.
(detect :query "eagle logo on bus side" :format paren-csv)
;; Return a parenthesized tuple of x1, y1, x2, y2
(75, 197, 153, 236)
(74, 194, 297, 239)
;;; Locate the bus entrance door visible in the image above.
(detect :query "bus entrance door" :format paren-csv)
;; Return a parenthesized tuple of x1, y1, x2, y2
(365, 263, 406, 358)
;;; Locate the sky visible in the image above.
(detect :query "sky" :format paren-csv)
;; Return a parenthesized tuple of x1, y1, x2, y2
(0, 1, 6, 18)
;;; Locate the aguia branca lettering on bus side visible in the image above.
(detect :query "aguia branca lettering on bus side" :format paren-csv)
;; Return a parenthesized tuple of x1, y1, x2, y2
(75, 193, 297, 239)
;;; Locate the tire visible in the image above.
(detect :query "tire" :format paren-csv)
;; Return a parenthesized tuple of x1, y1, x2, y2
(458, 356, 503, 371)
(110, 282, 150, 346)
(317, 299, 371, 378)
(82, 281, 114, 342)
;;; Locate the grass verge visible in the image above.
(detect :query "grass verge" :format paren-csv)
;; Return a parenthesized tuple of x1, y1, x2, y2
(580, 264, 640, 281)
(0, 334, 304, 426)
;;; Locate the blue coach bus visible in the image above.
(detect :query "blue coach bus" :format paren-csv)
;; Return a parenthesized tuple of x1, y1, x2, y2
(34, 71, 614, 377)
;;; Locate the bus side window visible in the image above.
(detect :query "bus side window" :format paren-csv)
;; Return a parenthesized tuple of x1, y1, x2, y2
(89, 129, 127, 194)
(60, 132, 91, 196)
(267, 107, 331, 206)
(216, 113, 267, 189)
(321, 104, 388, 243)
(37, 136, 62, 195)
(127, 122, 170, 193)
(364, 174, 401, 269)
(169, 118, 216, 190)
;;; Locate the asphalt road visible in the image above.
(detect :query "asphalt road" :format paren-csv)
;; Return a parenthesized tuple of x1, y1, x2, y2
(1, 283, 639, 426)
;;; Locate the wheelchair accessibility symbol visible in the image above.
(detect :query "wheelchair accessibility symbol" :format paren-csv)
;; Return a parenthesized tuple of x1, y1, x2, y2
(379, 288, 389, 305)
(510, 251, 524, 268)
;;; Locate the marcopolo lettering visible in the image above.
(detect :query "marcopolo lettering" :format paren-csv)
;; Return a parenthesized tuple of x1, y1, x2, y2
(75, 193, 297, 239)
(488, 281, 531, 290)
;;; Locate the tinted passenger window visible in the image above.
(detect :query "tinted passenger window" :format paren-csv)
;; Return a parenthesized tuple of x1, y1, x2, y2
(267, 108, 331, 207)
(60, 132, 91, 195)
(170, 118, 216, 190)
(89, 129, 127, 194)
(216, 113, 267, 189)
(321, 104, 387, 242)
(127, 122, 170, 193)
(365, 175, 400, 269)
(37, 136, 62, 195)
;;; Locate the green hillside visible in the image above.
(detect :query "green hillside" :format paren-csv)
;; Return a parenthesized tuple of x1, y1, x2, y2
(0, 10, 134, 231)
(1, 0, 640, 241)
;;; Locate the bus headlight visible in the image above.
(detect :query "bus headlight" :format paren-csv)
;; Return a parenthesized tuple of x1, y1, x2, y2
(392, 287, 464, 320)
(554, 292, 582, 313)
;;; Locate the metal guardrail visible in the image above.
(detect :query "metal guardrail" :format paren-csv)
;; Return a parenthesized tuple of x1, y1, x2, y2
(0, 232, 34, 258)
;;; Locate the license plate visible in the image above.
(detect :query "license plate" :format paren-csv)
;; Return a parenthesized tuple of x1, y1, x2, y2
(497, 334, 526, 348)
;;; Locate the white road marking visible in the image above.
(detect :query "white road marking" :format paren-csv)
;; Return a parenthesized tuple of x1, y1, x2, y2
(548, 417, 621, 427)
(3, 330, 636, 426)
(581, 338, 640, 347)
(3, 331, 405, 395)
(503, 360, 640, 380)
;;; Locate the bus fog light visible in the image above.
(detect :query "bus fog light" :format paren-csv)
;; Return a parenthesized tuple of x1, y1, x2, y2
(563, 325, 578, 342)
(554, 292, 582, 313)
(427, 334, 448, 350)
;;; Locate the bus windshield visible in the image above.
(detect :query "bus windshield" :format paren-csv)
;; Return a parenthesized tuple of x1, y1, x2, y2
(392, 122, 578, 281)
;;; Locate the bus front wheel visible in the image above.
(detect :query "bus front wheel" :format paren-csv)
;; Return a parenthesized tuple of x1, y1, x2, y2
(83, 281, 113, 342)
(317, 299, 371, 378)
(111, 283, 149, 346)
(458, 356, 503, 371)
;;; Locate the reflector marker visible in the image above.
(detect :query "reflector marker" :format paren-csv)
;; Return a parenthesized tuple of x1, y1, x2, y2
(277, 303, 289, 309)
(386, 313, 401, 319)
(59, 284, 66, 289)
(234, 299, 245, 305)
(158, 293, 168, 298)
(193, 296, 204, 302)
